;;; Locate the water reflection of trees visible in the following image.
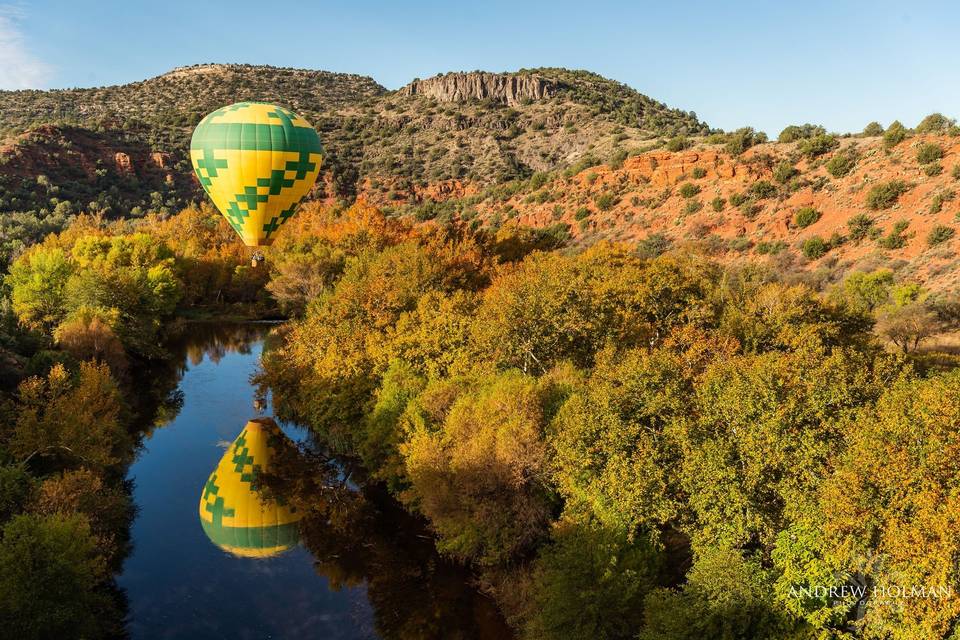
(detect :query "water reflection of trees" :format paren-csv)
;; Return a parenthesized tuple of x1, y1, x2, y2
(261, 441, 513, 640)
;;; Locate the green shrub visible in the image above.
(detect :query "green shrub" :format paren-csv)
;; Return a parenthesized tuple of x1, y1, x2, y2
(729, 192, 748, 207)
(929, 190, 955, 214)
(883, 121, 908, 149)
(772, 161, 797, 184)
(739, 199, 762, 219)
(925, 163, 944, 177)
(953, 166, 960, 181)
(802, 236, 829, 259)
(691, 167, 707, 179)
(594, 193, 617, 211)
(847, 214, 875, 241)
(684, 200, 703, 215)
(637, 232, 672, 258)
(798, 134, 839, 158)
(928, 224, 955, 246)
(574, 207, 591, 221)
(793, 207, 821, 228)
(679, 183, 701, 198)
(863, 122, 884, 137)
(916, 113, 956, 134)
(666, 136, 690, 152)
(724, 128, 762, 155)
(878, 220, 911, 249)
(756, 240, 788, 255)
(917, 142, 944, 164)
(778, 124, 825, 143)
(826, 148, 858, 178)
(749, 180, 777, 199)
(710, 197, 726, 212)
(609, 148, 629, 170)
(866, 180, 910, 210)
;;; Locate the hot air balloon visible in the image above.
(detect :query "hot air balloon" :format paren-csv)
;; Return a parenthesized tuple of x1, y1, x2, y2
(190, 102, 322, 253)
(198, 418, 302, 558)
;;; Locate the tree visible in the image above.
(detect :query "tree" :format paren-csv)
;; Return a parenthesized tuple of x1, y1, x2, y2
(817, 371, 960, 638)
(526, 522, 662, 640)
(6, 362, 129, 470)
(838, 269, 894, 312)
(0, 514, 119, 640)
(915, 112, 956, 134)
(265, 239, 346, 315)
(642, 546, 806, 640)
(875, 302, 939, 352)
(399, 370, 559, 565)
(6, 246, 74, 331)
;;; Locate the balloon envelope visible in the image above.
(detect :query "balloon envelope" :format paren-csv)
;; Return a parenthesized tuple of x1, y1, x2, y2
(190, 102, 322, 247)
(198, 418, 301, 558)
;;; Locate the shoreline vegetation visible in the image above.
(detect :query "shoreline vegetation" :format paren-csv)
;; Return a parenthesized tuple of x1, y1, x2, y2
(0, 201, 959, 638)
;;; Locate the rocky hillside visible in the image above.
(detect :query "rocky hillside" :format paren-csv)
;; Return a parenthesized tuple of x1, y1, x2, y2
(427, 129, 960, 292)
(0, 64, 707, 219)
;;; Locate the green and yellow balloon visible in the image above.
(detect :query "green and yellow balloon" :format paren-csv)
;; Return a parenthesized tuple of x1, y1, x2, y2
(190, 102, 322, 247)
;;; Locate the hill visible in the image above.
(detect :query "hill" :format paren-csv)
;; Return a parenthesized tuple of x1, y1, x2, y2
(431, 129, 960, 293)
(0, 64, 708, 221)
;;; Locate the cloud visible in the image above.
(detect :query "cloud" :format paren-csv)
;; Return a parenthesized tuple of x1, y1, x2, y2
(0, 6, 51, 89)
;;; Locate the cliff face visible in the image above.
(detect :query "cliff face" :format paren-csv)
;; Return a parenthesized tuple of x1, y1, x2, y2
(400, 72, 554, 105)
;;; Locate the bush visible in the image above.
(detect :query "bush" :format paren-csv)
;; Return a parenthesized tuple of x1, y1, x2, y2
(928, 225, 955, 246)
(724, 128, 762, 155)
(636, 232, 672, 258)
(866, 180, 910, 210)
(863, 122, 884, 137)
(609, 148, 629, 170)
(802, 236, 829, 259)
(772, 161, 797, 184)
(756, 240, 788, 255)
(798, 134, 839, 158)
(679, 183, 701, 198)
(793, 207, 821, 228)
(574, 207, 591, 221)
(0, 467, 32, 524)
(748, 180, 777, 199)
(729, 192, 748, 207)
(666, 136, 690, 152)
(878, 220, 911, 249)
(916, 113, 956, 134)
(594, 193, 617, 211)
(826, 148, 858, 178)
(739, 200, 762, 219)
(691, 167, 707, 179)
(917, 142, 944, 164)
(953, 165, 960, 181)
(883, 121, 908, 149)
(710, 197, 726, 212)
(925, 162, 943, 177)
(929, 190, 955, 214)
(684, 200, 703, 215)
(847, 214, 875, 241)
(778, 124, 825, 143)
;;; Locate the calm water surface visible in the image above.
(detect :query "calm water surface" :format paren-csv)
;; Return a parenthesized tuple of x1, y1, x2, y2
(118, 323, 377, 639)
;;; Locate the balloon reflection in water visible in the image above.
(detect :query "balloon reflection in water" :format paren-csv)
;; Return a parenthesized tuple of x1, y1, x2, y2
(198, 418, 302, 558)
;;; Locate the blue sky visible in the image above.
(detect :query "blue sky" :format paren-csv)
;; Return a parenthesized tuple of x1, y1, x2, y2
(3, 0, 959, 135)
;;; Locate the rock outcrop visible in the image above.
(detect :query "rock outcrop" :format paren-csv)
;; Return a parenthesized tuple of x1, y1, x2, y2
(401, 72, 554, 106)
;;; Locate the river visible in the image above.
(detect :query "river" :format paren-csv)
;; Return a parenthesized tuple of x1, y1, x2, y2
(117, 322, 510, 640)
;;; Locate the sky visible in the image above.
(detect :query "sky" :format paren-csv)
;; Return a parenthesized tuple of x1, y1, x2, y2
(2, 0, 959, 135)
